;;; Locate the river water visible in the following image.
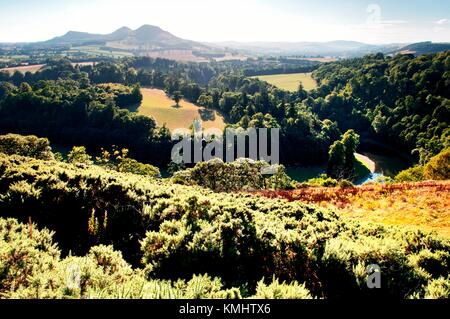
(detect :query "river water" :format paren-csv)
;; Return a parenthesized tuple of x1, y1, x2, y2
(287, 150, 412, 185)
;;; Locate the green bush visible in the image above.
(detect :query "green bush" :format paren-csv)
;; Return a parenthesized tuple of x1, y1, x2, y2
(395, 148, 449, 182)
(395, 165, 425, 182)
(173, 158, 294, 192)
(424, 148, 450, 180)
(307, 174, 338, 187)
(338, 179, 354, 188)
(67, 146, 93, 165)
(0, 153, 449, 299)
(0, 134, 54, 160)
(252, 278, 313, 299)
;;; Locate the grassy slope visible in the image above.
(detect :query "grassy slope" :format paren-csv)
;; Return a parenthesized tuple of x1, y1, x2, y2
(137, 88, 225, 131)
(251, 73, 318, 92)
(260, 181, 450, 238)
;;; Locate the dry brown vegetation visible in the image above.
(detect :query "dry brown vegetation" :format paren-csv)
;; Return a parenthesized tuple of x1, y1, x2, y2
(259, 181, 450, 237)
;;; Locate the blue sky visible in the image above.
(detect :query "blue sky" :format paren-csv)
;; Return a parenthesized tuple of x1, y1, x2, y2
(0, 0, 449, 43)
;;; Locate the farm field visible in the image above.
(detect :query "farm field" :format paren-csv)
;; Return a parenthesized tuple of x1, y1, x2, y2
(251, 72, 318, 91)
(137, 88, 226, 131)
(0, 64, 45, 73)
(69, 46, 134, 58)
(299, 57, 338, 62)
(259, 181, 450, 238)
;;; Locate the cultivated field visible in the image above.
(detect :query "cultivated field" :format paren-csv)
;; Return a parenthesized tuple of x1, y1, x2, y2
(260, 181, 450, 238)
(299, 57, 338, 63)
(0, 64, 45, 74)
(69, 46, 134, 58)
(138, 88, 225, 131)
(251, 72, 318, 91)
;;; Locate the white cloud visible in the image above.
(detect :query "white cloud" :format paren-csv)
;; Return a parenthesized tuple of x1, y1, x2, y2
(436, 19, 450, 25)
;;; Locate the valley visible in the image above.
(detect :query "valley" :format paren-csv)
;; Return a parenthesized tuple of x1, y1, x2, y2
(0, 0, 449, 302)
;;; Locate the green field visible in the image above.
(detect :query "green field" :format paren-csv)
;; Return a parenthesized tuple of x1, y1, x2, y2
(69, 46, 134, 58)
(137, 88, 225, 131)
(251, 72, 317, 91)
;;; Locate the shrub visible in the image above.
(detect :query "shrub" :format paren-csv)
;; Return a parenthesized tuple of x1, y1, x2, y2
(395, 148, 450, 182)
(117, 158, 160, 178)
(0, 154, 448, 299)
(424, 148, 450, 180)
(253, 278, 313, 299)
(395, 165, 425, 182)
(172, 158, 294, 192)
(338, 179, 354, 189)
(67, 146, 93, 165)
(0, 134, 54, 160)
(307, 174, 338, 187)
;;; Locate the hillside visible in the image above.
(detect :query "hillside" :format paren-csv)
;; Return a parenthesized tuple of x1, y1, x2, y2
(213, 40, 404, 57)
(0, 152, 449, 299)
(44, 25, 205, 50)
(39, 25, 215, 62)
(395, 42, 450, 56)
(260, 181, 450, 238)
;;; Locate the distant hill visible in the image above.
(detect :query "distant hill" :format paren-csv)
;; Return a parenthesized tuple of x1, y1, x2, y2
(210, 40, 404, 57)
(44, 25, 207, 50)
(394, 41, 450, 56)
(2, 24, 449, 61)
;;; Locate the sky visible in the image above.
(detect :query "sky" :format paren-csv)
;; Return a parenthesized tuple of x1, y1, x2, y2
(0, 0, 449, 44)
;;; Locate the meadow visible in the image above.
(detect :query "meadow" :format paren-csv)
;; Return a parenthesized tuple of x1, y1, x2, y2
(137, 88, 225, 131)
(251, 72, 317, 91)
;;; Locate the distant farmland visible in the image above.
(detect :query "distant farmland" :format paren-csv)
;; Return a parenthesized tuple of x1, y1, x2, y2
(0, 64, 45, 74)
(137, 88, 225, 131)
(251, 72, 318, 92)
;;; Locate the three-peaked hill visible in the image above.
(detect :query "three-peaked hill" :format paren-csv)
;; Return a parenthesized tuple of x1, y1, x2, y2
(44, 25, 207, 50)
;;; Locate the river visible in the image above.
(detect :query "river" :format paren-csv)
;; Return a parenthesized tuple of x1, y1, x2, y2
(286, 149, 412, 185)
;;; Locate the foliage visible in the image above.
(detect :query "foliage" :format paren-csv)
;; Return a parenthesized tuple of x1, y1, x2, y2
(0, 78, 172, 166)
(312, 52, 450, 163)
(0, 154, 448, 299)
(423, 148, 450, 180)
(252, 278, 313, 299)
(327, 130, 360, 180)
(67, 146, 93, 165)
(395, 165, 425, 182)
(395, 148, 449, 182)
(0, 218, 244, 299)
(172, 159, 296, 192)
(0, 134, 54, 160)
(305, 174, 338, 187)
(96, 146, 160, 178)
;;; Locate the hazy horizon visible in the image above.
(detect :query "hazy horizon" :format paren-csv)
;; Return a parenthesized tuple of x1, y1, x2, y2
(0, 0, 450, 44)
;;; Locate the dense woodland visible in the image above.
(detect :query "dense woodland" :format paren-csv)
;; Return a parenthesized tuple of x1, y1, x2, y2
(1, 52, 448, 170)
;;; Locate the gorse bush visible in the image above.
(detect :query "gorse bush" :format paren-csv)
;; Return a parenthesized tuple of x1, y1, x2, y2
(252, 278, 313, 299)
(0, 134, 54, 160)
(395, 148, 450, 182)
(172, 158, 296, 192)
(423, 148, 450, 180)
(0, 217, 311, 300)
(0, 153, 448, 299)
